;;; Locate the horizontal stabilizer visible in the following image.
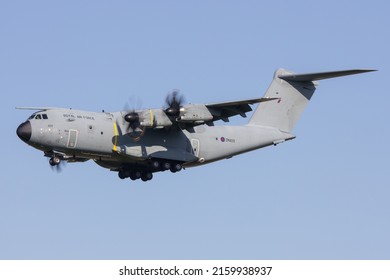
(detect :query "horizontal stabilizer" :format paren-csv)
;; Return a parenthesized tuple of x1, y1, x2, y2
(278, 69, 376, 82)
(249, 67, 375, 132)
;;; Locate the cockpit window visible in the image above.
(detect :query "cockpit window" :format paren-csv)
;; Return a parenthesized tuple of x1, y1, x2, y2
(28, 112, 48, 120)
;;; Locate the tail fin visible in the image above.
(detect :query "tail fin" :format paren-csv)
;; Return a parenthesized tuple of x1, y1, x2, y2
(248, 68, 375, 133)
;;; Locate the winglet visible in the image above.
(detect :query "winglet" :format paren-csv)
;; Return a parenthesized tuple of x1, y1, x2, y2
(278, 69, 377, 82)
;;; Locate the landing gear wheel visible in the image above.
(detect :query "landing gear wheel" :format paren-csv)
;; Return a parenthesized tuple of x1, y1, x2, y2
(141, 172, 153, 182)
(50, 156, 61, 166)
(170, 163, 182, 173)
(150, 160, 160, 170)
(130, 171, 142, 180)
(161, 162, 171, 171)
(53, 156, 61, 165)
(118, 171, 127, 179)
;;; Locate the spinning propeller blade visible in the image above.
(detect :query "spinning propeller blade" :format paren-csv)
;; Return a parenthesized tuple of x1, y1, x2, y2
(164, 90, 185, 118)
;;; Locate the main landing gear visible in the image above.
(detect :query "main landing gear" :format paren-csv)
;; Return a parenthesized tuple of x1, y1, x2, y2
(118, 170, 153, 182)
(117, 161, 183, 182)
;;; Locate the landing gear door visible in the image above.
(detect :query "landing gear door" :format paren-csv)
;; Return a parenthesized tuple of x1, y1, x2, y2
(191, 139, 200, 157)
(67, 129, 78, 148)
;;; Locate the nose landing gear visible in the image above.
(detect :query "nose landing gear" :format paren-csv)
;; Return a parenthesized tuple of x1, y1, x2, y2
(48, 155, 64, 172)
(49, 156, 61, 166)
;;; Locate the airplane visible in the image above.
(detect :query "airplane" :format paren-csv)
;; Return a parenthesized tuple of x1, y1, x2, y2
(16, 68, 375, 182)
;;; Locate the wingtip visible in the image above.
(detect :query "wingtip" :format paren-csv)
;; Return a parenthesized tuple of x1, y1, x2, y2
(354, 69, 377, 73)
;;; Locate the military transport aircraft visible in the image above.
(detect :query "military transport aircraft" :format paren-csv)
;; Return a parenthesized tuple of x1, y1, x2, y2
(16, 68, 375, 182)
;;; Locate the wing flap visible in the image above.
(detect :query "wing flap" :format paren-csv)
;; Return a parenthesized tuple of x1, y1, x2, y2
(206, 97, 277, 122)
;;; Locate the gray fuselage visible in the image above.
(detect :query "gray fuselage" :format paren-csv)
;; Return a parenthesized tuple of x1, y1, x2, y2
(19, 108, 292, 173)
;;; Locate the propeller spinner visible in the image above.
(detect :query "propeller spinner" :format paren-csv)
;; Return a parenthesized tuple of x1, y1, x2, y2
(164, 90, 185, 118)
(124, 111, 140, 129)
(123, 111, 145, 141)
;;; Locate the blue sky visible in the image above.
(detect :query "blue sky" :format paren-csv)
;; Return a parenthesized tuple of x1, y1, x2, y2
(1, 0, 389, 259)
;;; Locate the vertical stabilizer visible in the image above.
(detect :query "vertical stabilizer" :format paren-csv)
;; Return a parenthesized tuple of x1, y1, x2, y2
(248, 68, 375, 133)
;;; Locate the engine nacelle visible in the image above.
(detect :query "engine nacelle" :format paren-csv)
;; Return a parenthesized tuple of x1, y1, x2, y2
(137, 109, 173, 128)
(177, 104, 213, 123)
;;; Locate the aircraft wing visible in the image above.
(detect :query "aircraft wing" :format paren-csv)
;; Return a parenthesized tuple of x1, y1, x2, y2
(15, 107, 60, 111)
(205, 97, 277, 122)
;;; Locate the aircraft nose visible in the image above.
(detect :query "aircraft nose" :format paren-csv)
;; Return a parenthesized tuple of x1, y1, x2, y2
(16, 121, 32, 142)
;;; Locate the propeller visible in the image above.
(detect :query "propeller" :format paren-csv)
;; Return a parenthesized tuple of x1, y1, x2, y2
(119, 96, 145, 141)
(124, 111, 140, 130)
(123, 110, 145, 141)
(164, 90, 185, 118)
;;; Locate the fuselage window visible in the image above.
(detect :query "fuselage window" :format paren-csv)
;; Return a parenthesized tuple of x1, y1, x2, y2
(42, 114, 48, 119)
(28, 114, 36, 120)
(35, 114, 42, 119)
